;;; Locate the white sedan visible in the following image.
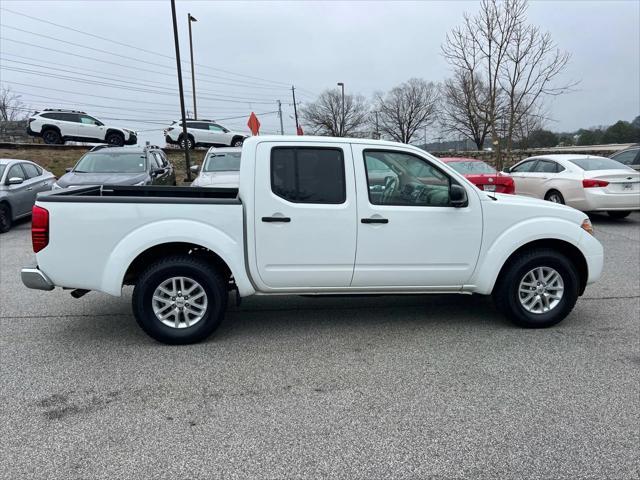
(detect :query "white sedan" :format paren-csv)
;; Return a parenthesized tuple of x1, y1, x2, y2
(190, 147, 241, 188)
(506, 154, 640, 218)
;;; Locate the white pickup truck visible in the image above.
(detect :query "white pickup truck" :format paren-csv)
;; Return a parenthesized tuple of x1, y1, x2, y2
(22, 136, 603, 344)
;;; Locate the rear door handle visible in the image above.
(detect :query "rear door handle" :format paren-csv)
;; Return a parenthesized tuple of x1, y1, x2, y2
(262, 216, 291, 223)
(26, 187, 33, 191)
(361, 217, 389, 224)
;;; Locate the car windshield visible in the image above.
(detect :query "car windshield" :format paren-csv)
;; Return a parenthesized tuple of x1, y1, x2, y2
(203, 152, 241, 172)
(74, 152, 147, 173)
(569, 157, 632, 171)
(447, 161, 496, 174)
(0, 164, 5, 180)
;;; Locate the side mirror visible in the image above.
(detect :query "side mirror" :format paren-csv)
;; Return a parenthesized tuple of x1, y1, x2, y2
(190, 165, 200, 173)
(7, 177, 24, 185)
(65, 167, 73, 173)
(450, 184, 468, 208)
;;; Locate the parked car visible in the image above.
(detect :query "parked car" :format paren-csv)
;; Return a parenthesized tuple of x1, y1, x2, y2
(609, 145, 640, 171)
(0, 159, 55, 233)
(505, 155, 640, 218)
(440, 157, 515, 194)
(164, 119, 248, 149)
(27, 109, 137, 146)
(53, 145, 176, 189)
(190, 147, 241, 188)
(22, 136, 603, 345)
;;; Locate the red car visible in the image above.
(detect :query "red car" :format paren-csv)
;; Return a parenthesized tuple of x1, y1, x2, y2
(440, 157, 515, 194)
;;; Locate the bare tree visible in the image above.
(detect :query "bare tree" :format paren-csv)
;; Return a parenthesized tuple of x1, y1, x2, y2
(440, 71, 490, 149)
(442, 0, 572, 168)
(0, 85, 27, 121)
(300, 89, 370, 137)
(375, 78, 439, 144)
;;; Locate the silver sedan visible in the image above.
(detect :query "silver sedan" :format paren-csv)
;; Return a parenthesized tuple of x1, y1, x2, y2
(190, 147, 241, 188)
(0, 159, 55, 233)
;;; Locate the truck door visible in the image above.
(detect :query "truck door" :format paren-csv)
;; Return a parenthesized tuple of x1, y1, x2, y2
(253, 142, 357, 288)
(352, 146, 483, 288)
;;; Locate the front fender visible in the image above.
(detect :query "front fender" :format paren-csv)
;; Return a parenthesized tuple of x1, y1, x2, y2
(470, 217, 583, 295)
(100, 219, 254, 297)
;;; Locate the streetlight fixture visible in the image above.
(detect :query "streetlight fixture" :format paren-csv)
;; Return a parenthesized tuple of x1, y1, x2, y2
(188, 13, 198, 120)
(337, 82, 345, 136)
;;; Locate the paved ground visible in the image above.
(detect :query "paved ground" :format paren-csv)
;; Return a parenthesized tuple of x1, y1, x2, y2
(1, 213, 638, 480)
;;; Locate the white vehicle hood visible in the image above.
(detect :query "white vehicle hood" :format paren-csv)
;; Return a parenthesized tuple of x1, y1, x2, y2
(192, 171, 240, 188)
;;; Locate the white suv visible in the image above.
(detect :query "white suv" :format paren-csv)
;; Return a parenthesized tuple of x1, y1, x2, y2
(164, 119, 248, 149)
(27, 109, 138, 146)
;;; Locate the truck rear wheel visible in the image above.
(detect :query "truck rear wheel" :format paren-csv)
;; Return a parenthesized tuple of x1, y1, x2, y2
(493, 248, 579, 328)
(132, 255, 227, 344)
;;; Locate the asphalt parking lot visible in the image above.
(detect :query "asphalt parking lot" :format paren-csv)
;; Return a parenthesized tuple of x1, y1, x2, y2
(1, 213, 638, 480)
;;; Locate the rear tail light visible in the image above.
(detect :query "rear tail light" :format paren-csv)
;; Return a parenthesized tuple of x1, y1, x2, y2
(32, 206, 49, 253)
(582, 179, 609, 188)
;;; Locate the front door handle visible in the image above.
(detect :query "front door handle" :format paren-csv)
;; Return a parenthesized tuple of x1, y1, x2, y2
(361, 217, 389, 224)
(262, 216, 291, 223)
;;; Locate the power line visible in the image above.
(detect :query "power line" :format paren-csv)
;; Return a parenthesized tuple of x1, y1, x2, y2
(2, 66, 278, 104)
(0, 57, 288, 103)
(1, 7, 295, 88)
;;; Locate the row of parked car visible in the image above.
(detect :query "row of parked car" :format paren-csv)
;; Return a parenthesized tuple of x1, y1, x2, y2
(27, 109, 248, 148)
(2, 129, 639, 232)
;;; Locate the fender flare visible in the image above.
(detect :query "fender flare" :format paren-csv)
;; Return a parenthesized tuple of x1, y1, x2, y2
(39, 124, 62, 136)
(470, 217, 583, 295)
(100, 219, 254, 297)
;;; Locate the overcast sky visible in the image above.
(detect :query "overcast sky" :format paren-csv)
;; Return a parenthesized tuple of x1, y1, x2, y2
(1, 0, 638, 145)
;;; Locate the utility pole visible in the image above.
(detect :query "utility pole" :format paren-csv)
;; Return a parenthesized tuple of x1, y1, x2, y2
(291, 86, 300, 135)
(188, 13, 198, 120)
(337, 82, 345, 136)
(277, 100, 284, 135)
(171, 0, 192, 181)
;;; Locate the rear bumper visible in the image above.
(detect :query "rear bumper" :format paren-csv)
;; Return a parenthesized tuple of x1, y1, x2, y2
(573, 190, 640, 211)
(165, 135, 179, 145)
(21, 266, 54, 291)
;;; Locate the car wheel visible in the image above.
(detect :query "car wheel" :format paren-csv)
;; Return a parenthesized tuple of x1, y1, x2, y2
(132, 254, 228, 344)
(179, 136, 194, 149)
(42, 129, 62, 145)
(493, 248, 579, 328)
(607, 210, 631, 219)
(232, 138, 244, 147)
(0, 203, 12, 233)
(106, 132, 125, 146)
(544, 190, 565, 204)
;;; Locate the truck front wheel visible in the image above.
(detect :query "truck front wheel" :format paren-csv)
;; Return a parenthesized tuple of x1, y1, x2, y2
(493, 248, 579, 328)
(132, 255, 227, 344)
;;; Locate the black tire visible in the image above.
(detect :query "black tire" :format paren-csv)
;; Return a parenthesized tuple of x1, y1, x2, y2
(106, 132, 125, 146)
(607, 210, 631, 219)
(232, 137, 244, 147)
(0, 203, 11, 233)
(493, 248, 579, 328)
(544, 190, 565, 204)
(179, 135, 194, 150)
(42, 129, 62, 145)
(132, 255, 227, 344)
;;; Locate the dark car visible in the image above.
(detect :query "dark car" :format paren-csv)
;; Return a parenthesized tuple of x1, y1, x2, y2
(0, 159, 55, 233)
(54, 145, 176, 189)
(610, 145, 640, 171)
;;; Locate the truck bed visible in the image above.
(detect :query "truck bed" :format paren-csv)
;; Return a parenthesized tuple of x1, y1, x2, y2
(37, 185, 240, 204)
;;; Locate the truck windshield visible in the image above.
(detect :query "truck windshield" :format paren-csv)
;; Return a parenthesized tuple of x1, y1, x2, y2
(447, 161, 496, 174)
(203, 152, 241, 172)
(74, 153, 147, 173)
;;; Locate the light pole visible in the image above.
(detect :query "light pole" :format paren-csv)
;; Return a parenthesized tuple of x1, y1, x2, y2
(170, 0, 192, 181)
(188, 13, 198, 120)
(337, 82, 345, 136)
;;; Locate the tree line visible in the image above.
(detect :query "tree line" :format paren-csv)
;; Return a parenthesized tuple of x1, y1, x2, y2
(301, 0, 578, 169)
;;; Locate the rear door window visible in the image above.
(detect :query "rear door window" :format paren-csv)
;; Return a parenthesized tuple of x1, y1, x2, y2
(21, 163, 41, 178)
(535, 160, 558, 173)
(271, 147, 346, 204)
